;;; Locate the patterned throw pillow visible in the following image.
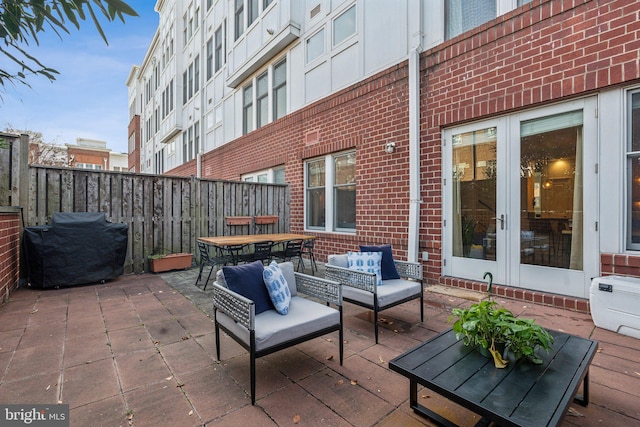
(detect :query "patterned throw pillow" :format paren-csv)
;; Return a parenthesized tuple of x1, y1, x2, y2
(347, 251, 383, 286)
(359, 244, 400, 280)
(263, 261, 292, 315)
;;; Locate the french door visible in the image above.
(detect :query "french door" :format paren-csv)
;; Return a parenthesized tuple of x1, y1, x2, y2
(443, 99, 598, 298)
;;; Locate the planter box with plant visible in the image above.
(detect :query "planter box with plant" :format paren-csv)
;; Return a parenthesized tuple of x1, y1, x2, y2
(448, 272, 554, 368)
(148, 252, 193, 273)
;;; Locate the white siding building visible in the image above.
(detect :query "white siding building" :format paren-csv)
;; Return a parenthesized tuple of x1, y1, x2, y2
(127, 0, 533, 176)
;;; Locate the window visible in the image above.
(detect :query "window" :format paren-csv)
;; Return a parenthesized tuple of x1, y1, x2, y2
(306, 29, 324, 63)
(306, 152, 356, 231)
(333, 152, 356, 230)
(188, 63, 194, 98)
(183, 14, 188, 46)
(445, 0, 496, 40)
(263, 0, 273, 9)
(194, 54, 200, 93)
(195, 8, 199, 30)
(182, 132, 188, 161)
(169, 79, 174, 112)
(182, 71, 187, 105)
(628, 91, 640, 250)
(243, 83, 254, 134)
(215, 24, 224, 72)
(256, 72, 268, 128)
(242, 167, 283, 183)
(306, 159, 326, 229)
(188, 125, 193, 160)
(273, 59, 286, 120)
(194, 121, 200, 155)
(248, 0, 259, 26)
(206, 38, 213, 80)
(183, 58, 199, 103)
(333, 5, 356, 46)
(207, 0, 213, 10)
(235, 0, 244, 40)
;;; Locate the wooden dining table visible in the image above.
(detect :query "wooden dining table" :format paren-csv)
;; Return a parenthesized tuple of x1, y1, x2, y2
(198, 233, 316, 247)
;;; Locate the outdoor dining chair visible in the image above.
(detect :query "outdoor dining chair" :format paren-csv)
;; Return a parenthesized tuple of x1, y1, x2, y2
(195, 241, 234, 290)
(272, 239, 304, 268)
(298, 238, 317, 275)
(252, 240, 274, 264)
(226, 243, 250, 265)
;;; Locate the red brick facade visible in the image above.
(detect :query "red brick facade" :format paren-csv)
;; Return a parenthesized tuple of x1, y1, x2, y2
(0, 209, 21, 305)
(168, 0, 640, 312)
(128, 114, 141, 173)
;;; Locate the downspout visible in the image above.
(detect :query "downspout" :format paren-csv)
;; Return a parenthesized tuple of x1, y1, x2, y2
(407, 46, 422, 263)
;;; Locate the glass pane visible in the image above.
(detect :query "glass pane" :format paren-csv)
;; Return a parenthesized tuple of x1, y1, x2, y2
(273, 167, 285, 184)
(631, 92, 640, 152)
(335, 185, 355, 229)
(274, 61, 286, 86)
(307, 188, 326, 228)
(306, 29, 325, 63)
(452, 127, 497, 259)
(335, 152, 355, 185)
(445, 0, 496, 40)
(630, 157, 640, 244)
(307, 159, 325, 187)
(333, 6, 355, 46)
(520, 113, 582, 270)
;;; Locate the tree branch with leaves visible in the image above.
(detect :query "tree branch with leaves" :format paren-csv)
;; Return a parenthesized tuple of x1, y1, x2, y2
(0, 0, 138, 89)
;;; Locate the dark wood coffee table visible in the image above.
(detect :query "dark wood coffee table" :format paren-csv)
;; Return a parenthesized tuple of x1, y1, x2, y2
(389, 329, 597, 427)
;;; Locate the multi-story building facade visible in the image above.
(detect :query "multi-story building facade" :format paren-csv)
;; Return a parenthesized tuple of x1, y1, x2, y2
(128, 0, 640, 309)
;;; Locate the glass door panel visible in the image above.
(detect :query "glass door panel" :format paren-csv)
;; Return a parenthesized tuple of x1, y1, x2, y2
(452, 127, 498, 261)
(519, 111, 583, 270)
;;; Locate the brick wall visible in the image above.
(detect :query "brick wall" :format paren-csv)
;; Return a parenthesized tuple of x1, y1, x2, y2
(198, 63, 413, 261)
(0, 209, 21, 304)
(168, 0, 640, 310)
(601, 253, 640, 277)
(128, 115, 141, 173)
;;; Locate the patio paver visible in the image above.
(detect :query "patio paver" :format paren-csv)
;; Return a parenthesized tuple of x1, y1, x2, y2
(0, 265, 638, 426)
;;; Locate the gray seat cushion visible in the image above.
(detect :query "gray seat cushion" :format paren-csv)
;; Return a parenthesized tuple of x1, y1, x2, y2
(342, 279, 422, 309)
(327, 254, 349, 268)
(216, 296, 340, 352)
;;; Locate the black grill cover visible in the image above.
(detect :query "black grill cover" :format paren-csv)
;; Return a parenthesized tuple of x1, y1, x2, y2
(23, 212, 128, 288)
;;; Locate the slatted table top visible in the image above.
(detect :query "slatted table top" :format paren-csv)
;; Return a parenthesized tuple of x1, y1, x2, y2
(389, 329, 598, 427)
(198, 233, 315, 247)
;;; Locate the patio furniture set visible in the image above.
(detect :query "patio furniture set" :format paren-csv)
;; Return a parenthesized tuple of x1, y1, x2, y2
(197, 237, 597, 426)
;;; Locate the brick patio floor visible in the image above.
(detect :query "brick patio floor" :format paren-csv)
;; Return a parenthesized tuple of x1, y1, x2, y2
(0, 265, 639, 426)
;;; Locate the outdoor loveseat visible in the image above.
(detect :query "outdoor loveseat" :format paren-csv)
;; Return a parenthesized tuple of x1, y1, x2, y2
(325, 245, 423, 343)
(212, 261, 343, 404)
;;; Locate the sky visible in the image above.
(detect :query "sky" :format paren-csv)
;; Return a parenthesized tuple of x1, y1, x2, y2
(1, 1, 159, 154)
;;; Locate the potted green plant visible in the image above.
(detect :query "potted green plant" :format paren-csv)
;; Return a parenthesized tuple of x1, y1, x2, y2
(448, 272, 554, 368)
(148, 249, 192, 273)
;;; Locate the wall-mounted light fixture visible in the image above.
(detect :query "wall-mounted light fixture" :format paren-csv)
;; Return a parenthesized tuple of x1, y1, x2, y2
(385, 141, 396, 154)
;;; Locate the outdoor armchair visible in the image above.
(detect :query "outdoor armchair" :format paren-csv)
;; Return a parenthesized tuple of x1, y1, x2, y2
(212, 261, 343, 404)
(325, 248, 423, 343)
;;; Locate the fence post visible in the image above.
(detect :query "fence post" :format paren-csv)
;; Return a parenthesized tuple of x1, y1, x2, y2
(16, 134, 30, 212)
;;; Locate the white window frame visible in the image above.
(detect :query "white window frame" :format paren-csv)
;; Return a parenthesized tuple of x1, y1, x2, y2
(306, 28, 325, 64)
(304, 151, 356, 233)
(242, 167, 281, 183)
(333, 5, 356, 47)
(627, 89, 640, 250)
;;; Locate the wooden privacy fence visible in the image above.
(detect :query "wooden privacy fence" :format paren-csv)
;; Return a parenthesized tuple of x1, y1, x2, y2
(23, 166, 289, 274)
